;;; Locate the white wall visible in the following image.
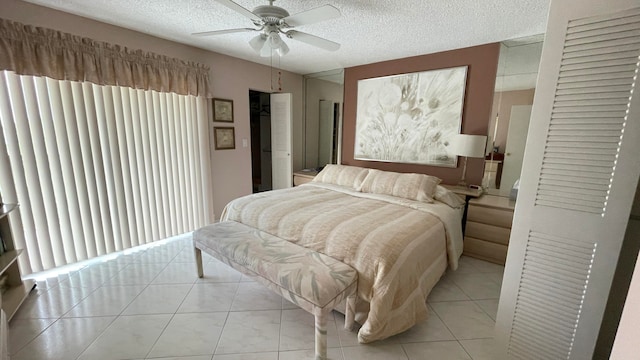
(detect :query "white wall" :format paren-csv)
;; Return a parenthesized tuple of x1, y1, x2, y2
(0, 0, 304, 218)
(610, 184, 640, 359)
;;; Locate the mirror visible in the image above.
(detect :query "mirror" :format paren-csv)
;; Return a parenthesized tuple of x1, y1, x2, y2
(303, 69, 344, 169)
(484, 35, 544, 197)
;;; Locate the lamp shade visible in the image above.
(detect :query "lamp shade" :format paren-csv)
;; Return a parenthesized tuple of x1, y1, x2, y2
(251, 32, 289, 57)
(276, 41, 289, 56)
(249, 34, 268, 56)
(267, 31, 282, 48)
(450, 134, 487, 158)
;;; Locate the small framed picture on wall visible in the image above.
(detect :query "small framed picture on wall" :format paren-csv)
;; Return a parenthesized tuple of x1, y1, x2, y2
(213, 98, 234, 122)
(214, 127, 235, 150)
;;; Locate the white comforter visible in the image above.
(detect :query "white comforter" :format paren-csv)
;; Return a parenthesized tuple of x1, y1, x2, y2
(221, 182, 463, 342)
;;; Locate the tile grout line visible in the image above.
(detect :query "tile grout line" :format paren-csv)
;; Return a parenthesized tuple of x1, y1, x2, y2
(427, 302, 458, 342)
(137, 240, 193, 359)
(10, 239, 190, 360)
(74, 249, 160, 360)
(13, 244, 503, 360)
(14, 251, 137, 358)
(80, 243, 189, 359)
(398, 341, 411, 360)
(61, 264, 128, 360)
(142, 240, 209, 358)
(458, 339, 477, 360)
(9, 317, 58, 357)
(72, 316, 119, 360)
(420, 299, 494, 360)
(211, 265, 243, 358)
(142, 239, 202, 359)
(472, 299, 498, 321)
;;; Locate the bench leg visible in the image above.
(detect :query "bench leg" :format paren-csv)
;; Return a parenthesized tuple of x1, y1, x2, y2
(345, 294, 357, 331)
(194, 247, 204, 278)
(314, 310, 328, 360)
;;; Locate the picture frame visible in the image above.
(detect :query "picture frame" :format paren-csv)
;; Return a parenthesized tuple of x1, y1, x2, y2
(213, 98, 234, 122)
(354, 66, 468, 167)
(214, 127, 235, 150)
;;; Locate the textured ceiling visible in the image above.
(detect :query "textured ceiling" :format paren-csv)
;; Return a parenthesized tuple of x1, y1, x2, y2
(23, 0, 551, 75)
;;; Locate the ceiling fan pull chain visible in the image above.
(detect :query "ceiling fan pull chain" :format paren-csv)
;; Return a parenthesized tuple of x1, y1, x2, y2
(277, 55, 282, 92)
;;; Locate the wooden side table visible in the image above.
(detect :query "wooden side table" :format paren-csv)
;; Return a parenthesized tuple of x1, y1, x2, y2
(293, 170, 318, 186)
(442, 185, 483, 234)
(463, 195, 515, 265)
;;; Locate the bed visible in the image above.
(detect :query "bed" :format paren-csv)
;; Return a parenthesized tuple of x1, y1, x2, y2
(219, 164, 465, 343)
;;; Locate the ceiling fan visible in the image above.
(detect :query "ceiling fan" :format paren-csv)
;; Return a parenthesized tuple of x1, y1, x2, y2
(193, 0, 341, 57)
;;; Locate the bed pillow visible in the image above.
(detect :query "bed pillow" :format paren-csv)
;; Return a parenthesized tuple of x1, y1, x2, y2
(434, 185, 466, 208)
(312, 164, 370, 189)
(359, 169, 441, 203)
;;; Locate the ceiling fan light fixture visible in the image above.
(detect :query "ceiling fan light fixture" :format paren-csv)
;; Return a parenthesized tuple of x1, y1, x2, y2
(199, 0, 343, 58)
(259, 43, 272, 57)
(276, 41, 289, 56)
(267, 31, 282, 48)
(249, 34, 267, 54)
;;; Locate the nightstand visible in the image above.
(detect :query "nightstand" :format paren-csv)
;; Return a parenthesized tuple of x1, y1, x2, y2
(442, 185, 483, 233)
(463, 195, 515, 265)
(293, 170, 318, 186)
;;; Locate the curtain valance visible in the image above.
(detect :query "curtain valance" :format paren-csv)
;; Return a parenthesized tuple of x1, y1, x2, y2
(0, 18, 210, 97)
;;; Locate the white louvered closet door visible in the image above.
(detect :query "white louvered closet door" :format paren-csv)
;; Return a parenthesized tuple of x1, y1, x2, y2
(495, 1, 640, 359)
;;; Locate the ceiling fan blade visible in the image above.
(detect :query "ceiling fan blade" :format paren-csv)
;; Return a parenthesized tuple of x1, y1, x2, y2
(214, 0, 262, 22)
(191, 28, 260, 36)
(192, 28, 258, 37)
(281, 5, 341, 27)
(287, 30, 340, 51)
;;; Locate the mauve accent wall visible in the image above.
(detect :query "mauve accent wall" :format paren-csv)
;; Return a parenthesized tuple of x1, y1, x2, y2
(342, 43, 500, 185)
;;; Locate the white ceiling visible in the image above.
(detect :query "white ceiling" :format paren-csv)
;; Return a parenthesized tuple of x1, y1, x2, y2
(24, 0, 551, 75)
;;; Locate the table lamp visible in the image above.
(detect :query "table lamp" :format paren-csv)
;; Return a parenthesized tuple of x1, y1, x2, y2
(451, 134, 488, 187)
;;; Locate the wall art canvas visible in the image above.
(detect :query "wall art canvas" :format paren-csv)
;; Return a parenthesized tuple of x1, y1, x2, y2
(214, 127, 235, 150)
(213, 98, 234, 122)
(354, 66, 468, 167)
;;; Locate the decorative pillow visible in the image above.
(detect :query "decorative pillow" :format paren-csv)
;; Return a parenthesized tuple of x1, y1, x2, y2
(359, 169, 441, 203)
(434, 185, 466, 208)
(312, 164, 370, 189)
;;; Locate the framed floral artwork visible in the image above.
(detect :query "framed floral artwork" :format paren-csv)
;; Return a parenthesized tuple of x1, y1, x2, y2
(214, 126, 235, 150)
(213, 98, 234, 122)
(354, 66, 468, 167)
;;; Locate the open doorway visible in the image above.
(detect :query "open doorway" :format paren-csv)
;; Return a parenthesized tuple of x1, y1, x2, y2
(318, 100, 341, 167)
(249, 90, 272, 193)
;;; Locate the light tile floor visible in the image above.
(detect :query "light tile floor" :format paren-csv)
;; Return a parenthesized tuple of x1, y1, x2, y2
(10, 235, 504, 360)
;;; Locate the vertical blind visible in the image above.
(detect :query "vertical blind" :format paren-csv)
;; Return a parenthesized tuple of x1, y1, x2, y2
(0, 71, 213, 274)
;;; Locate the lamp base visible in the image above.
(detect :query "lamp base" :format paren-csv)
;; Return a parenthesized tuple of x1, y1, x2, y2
(457, 156, 469, 188)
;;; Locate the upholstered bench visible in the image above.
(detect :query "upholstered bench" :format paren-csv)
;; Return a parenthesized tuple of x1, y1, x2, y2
(193, 221, 358, 360)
